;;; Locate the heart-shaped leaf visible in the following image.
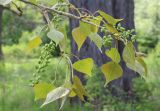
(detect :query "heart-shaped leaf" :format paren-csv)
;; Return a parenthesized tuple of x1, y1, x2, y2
(72, 27, 88, 51)
(34, 83, 54, 101)
(106, 24, 119, 34)
(123, 42, 135, 68)
(47, 28, 64, 45)
(101, 62, 123, 85)
(73, 58, 94, 76)
(41, 87, 70, 107)
(105, 48, 120, 63)
(89, 33, 103, 52)
(136, 57, 147, 76)
(72, 75, 87, 101)
(98, 10, 123, 26)
(80, 16, 102, 34)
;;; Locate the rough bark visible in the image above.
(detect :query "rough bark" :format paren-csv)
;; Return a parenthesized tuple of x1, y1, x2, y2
(0, 5, 3, 60)
(69, 0, 137, 93)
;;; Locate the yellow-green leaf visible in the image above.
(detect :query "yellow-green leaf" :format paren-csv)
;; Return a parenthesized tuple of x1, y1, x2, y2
(72, 75, 87, 101)
(98, 10, 123, 26)
(123, 42, 135, 68)
(73, 58, 94, 76)
(41, 87, 70, 107)
(47, 28, 64, 45)
(101, 62, 123, 85)
(72, 27, 88, 51)
(80, 16, 102, 34)
(34, 83, 54, 101)
(69, 90, 76, 97)
(105, 48, 120, 63)
(136, 57, 147, 76)
(27, 36, 42, 51)
(106, 24, 119, 34)
(79, 21, 93, 36)
(89, 33, 103, 52)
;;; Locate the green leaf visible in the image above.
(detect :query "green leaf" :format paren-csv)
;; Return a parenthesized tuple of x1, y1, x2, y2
(101, 62, 123, 85)
(72, 16, 102, 51)
(34, 83, 54, 101)
(89, 33, 103, 52)
(0, 0, 12, 5)
(79, 21, 93, 36)
(72, 75, 87, 101)
(27, 36, 42, 51)
(105, 48, 120, 63)
(47, 28, 64, 45)
(80, 16, 102, 34)
(73, 58, 94, 76)
(122, 42, 147, 76)
(136, 57, 147, 76)
(41, 87, 70, 107)
(69, 90, 76, 97)
(98, 10, 123, 26)
(72, 27, 88, 51)
(106, 24, 119, 34)
(123, 42, 135, 68)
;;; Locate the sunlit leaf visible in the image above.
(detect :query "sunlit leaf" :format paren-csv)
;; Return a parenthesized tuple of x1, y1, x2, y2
(80, 16, 102, 35)
(72, 75, 87, 101)
(72, 16, 102, 51)
(27, 36, 42, 51)
(123, 42, 135, 68)
(34, 83, 54, 101)
(72, 27, 88, 51)
(47, 28, 64, 45)
(106, 24, 119, 34)
(69, 90, 76, 97)
(80, 16, 102, 34)
(136, 57, 147, 76)
(89, 33, 103, 52)
(101, 62, 123, 85)
(41, 87, 70, 107)
(73, 58, 94, 76)
(98, 10, 123, 26)
(0, 0, 12, 5)
(89, 16, 102, 32)
(79, 21, 93, 36)
(105, 48, 120, 63)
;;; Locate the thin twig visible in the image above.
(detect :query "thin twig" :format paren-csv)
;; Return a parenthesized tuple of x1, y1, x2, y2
(19, 0, 104, 29)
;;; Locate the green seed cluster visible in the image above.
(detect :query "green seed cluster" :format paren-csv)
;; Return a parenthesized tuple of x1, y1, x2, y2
(117, 24, 136, 42)
(30, 41, 56, 86)
(101, 26, 113, 47)
(102, 35, 113, 47)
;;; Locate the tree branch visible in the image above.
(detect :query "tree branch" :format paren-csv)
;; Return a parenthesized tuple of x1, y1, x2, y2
(2, 6, 22, 16)
(19, 0, 103, 29)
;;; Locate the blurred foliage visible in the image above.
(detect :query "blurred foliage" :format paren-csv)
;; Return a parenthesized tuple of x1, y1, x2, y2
(2, 5, 43, 45)
(135, 0, 160, 53)
(86, 68, 160, 111)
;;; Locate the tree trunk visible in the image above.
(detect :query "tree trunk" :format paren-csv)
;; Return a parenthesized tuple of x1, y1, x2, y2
(69, 0, 136, 93)
(0, 5, 3, 60)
